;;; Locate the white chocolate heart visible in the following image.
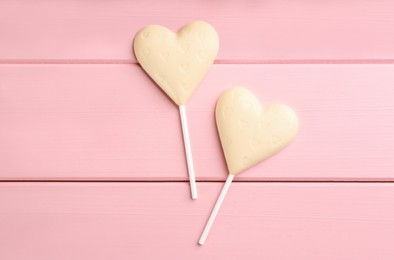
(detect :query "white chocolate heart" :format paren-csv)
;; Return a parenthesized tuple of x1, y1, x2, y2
(134, 21, 219, 105)
(216, 87, 299, 175)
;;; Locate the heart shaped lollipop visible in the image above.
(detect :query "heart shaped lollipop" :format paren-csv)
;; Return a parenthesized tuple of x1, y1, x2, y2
(199, 87, 299, 244)
(216, 87, 299, 174)
(134, 20, 219, 106)
(134, 21, 219, 199)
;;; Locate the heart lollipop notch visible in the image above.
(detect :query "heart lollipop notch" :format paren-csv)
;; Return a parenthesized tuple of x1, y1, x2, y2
(134, 21, 219, 105)
(216, 87, 299, 175)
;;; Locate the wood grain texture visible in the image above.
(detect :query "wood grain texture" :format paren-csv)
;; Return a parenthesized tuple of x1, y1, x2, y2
(1, 0, 394, 62)
(1, 1, 393, 259)
(1, 64, 393, 181)
(0, 182, 393, 260)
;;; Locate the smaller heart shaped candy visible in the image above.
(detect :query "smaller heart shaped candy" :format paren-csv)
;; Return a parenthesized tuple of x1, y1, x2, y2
(216, 87, 299, 175)
(134, 21, 219, 105)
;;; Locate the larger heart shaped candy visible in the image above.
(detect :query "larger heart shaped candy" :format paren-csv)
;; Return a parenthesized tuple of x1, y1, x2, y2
(216, 87, 299, 175)
(134, 21, 219, 105)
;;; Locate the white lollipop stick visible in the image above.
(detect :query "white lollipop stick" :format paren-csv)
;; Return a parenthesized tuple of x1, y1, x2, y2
(199, 174, 234, 245)
(179, 105, 198, 199)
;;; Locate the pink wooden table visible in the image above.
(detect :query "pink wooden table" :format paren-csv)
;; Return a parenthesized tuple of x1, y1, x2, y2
(1, 1, 394, 259)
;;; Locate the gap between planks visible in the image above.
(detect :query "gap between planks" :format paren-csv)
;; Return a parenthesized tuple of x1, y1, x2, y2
(1, 180, 394, 183)
(1, 59, 394, 65)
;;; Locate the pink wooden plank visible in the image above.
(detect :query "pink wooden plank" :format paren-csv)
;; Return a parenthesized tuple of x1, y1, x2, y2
(1, 64, 393, 181)
(0, 182, 393, 260)
(1, 0, 394, 62)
